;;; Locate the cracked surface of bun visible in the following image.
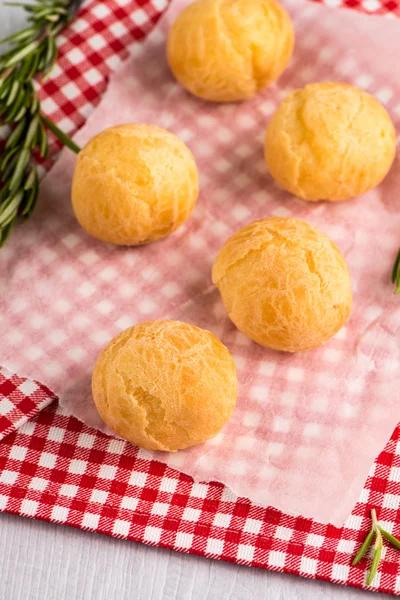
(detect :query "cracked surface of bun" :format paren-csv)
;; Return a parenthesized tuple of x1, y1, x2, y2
(212, 218, 352, 352)
(167, 0, 294, 102)
(72, 124, 198, 245)
(265, 82, 396, 201)
(92, 320, 238, 451)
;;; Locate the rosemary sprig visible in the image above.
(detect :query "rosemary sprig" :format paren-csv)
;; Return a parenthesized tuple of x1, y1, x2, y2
(0, 0, 83, 247)
(367, 522, 383, 586)
(352, 508, 400, 586)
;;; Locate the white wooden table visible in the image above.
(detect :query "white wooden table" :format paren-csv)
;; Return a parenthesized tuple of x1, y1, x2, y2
(0, 6, 383, 599)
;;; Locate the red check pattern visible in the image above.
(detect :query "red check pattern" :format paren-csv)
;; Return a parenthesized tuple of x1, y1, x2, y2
(1, 366, 400, 595)
(2, 0, 400, 595)
(312, 0, 400, 16)
(38, 0, 170, 155)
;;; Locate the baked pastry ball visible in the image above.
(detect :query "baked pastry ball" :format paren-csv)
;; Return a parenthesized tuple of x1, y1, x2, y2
(167, 0, 294, 102)
(72, 124, 198, 245)
(92, 320, 238, 451)
(212, 218, 352, 352)
(265, 82, 396, 201)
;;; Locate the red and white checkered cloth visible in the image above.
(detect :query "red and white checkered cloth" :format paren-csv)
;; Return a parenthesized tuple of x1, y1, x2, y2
(2, 0, 400, 595)
(3, 365, 400, 594)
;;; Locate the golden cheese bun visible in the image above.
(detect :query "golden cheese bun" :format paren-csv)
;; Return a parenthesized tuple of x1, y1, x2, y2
(72, 124, 198, 245)
(265, 82, 396, 201)
(92, 320, 238, 451)
(167, 0, 294, 102)
(212, 218, 352, 352)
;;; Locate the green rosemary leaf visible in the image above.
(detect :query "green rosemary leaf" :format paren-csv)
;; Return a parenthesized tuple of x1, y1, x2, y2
(0, 68, 14, 86)
(22, 176, 39, 217)
(48, 17, 66, 33)
(33, 6, 59, 19)
(37, 121, 49, 157)
(27, 14, 46, 27)
(52, 7, 68, 16)
(6, 99, 26, 125)
(0, 85, 10, 100)
(24, 82, 34, 108)
(3, 40, 40, 68)
(4, 87, 26, 119)
(4, 118, 26, 149)
(0, 76, 14, 100)
(4, 2, 36, 8)
(352, 528, 375, 566)
(44, 14, 60, 23)
(0, 184, 10, 204)
(0, 191, 23, 227)
(23, 50, 40, 81)
(43, 36, 54, 70)
(38, 45, 50, 72)
(18, 51, 36, 81)
(0, 26, 36, 46)
(42, 58, 57, 82)
(367, 529, 383, 586)
(25, 115, 40, 148)
(0, 190, 18, 210)
(8, 148, 30, 193)
(0, 209, 19, 230)
(0, 47, 21, 65)
(5, 79, 21, 106)
(30, 93, 39, 114)
(4, 119, 27, 149)
(0, 217, 17, 247)
(379, 528, 400, 550)
(0, 146, 20, 171)
(1, 153, 19, 181)
(41, 114, 81, 154)
(29, 88, 40, 115)
(4, 100, 27, 123)
(11, 104, 27, 122)
(43, 35, 57, 74)
(24, 165, 38, 190)
(32, 2, 64, 10)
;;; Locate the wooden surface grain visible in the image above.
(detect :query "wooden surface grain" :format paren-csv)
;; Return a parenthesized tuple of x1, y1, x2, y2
(0, 5, 383, 599)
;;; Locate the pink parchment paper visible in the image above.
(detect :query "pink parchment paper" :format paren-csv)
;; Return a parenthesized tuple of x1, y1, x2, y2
(2, 0, 400, 525)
